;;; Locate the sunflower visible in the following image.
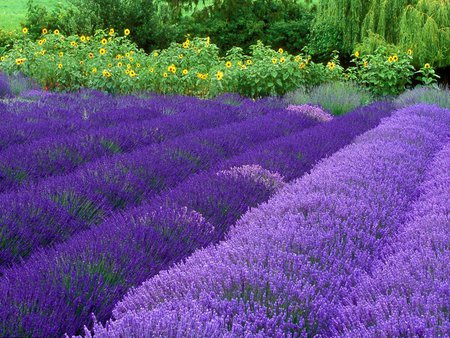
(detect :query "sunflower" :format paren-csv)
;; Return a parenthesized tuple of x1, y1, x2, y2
(15, 58, 23, 65)
(124, 28, 130, 36)
(136, 63, 141, 68)
(393, 55, 399, 62)
(149, 68, 154, 73)
(92, 67, 97, 73)
(38, 40, 44, 46)
(22, 27, 28, 34)
(80, 60, 84, 65)
(108, 63, 113, 68)
(246, 59, 252, 65)
(279, 57, 285, 63)
(216, 71, 224, 81)
(70, 41, 77, 47)
(117, 62, 123, 67)
(163, 72, 168, 78)
(57, 63, 63, 69)
(54, 29, 60, 35)
(178, 54, 184, 59)
(99, 48, 106, 56)
(153, 52, 159, 57)
(88, 53, 94, 59)
(388, 56, 394, 63)
(278, 48, 284, 54)
(109, 28, 115, 36)
(407, 48, 413, 56)
(80, 35, 86, 42)
(299, 62, 306, 69)
(125, 52, 130, 58)
(101, 38, 107, 45)
(327, 62, 335, 70)
(42, 28, 48, 35)
(182, 69, 188, 75)
(363, 61, 368, 68)
(115, 54, 121, 60)
(272, 58, 277, 64)
(225, 61, 232, 68)
(295, 55, 301, 63)
(354, 51, 360, 58)
(424, 63, 431, 69)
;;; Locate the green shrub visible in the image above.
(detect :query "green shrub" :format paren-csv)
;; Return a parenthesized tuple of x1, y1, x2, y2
(395, 85, 450, 109)
(285, 81, 373, 115)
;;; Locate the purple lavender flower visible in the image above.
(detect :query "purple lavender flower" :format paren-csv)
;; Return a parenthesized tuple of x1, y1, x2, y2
(92, 104, 449, 337)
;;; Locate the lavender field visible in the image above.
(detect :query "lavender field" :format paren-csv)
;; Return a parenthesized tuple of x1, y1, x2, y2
(0, 89, 449, 337)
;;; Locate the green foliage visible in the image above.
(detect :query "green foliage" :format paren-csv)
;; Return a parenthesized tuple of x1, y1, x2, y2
(346, 46, 416, 96)
(313, 0, 450, 68)
(285, 81, 373, 115)
(0, 32, 326, 98)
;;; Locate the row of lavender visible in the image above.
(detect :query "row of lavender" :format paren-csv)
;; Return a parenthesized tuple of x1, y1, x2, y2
(0, 100, 395, 335)
(84, 104, 449, 337)
(0, 99, 317, 270)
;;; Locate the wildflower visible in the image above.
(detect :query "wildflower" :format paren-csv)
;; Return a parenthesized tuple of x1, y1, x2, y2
(182, 69, 188, 75)
(42, 28, 48, 34)
(388, 56, 394, 63)
(124, 28, 130, 36)
(327, 61, 335, 70)
(163, 72, 168, 78)
(101, 38, 107, 45)
(54, 29, 60, 35)
(407, 48, 413, 55)
(246, 59, 252, 65)
(88, 53, 94, 59)
(354, 51, 360, 58)
(272, 58, 277, 64)
(280, 57, 285, 63)
(22, 27, 28, 34)
(216, 71, 224, 80)
(225, 61, 232, 68)
(424, 63, 431, 69)
(80, 35, 86, 42)
(278, 48, 284, 54)
(393, 54, 399, 62)
(99, 48, 106, 55)
(57, 63, 63, 69)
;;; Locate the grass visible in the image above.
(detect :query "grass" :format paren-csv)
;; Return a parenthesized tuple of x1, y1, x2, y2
(0, 0, 61, 30)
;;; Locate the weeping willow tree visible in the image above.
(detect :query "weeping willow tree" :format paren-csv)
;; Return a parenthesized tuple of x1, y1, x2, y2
(314, 0, 450, 67)
(399, 0, 450, 67)
(313, 0, 369, 53)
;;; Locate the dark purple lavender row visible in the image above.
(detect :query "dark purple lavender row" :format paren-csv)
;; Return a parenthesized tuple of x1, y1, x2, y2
(331, 143, 450, 337)
(0, 96, 260, 194)
(0, 110, 316, 271)
(0, 103, 392, 337)
(88, 104, 449, 337)
(0, 91, 268, 152)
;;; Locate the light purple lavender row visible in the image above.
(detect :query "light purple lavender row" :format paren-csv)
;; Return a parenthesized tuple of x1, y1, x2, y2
(0, 102, 392, 337)
(0, 96, 259, 194)
(92, 104, 449, 337)
(0, 109, 316, 271)
(331, 143, 450, 337)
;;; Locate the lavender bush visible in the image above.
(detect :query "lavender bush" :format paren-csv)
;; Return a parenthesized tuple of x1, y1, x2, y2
(0, 101, 394, 337)
(89, 104, 449, 337)
(0, 72, 12, 99)
(395, 85, 450, 109)
(331, 143, 450, 336)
